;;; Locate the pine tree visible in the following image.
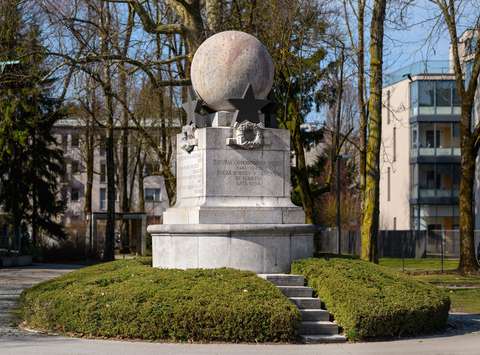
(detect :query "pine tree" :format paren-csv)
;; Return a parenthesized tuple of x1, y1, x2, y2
(0, 1, 66, 249)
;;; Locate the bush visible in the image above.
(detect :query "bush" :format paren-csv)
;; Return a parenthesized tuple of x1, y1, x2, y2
(292, 258, 450, 340)
(20, 259, 300, 342)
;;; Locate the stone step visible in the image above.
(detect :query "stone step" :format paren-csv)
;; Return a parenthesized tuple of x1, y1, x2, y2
(300, 309, 330, 321)
(300, 334, 347, 344)
(258, 274, 304, 286)
(290, 297, 321, 309)
(279, 286, 313, 298)
(298, 321, 339, 335)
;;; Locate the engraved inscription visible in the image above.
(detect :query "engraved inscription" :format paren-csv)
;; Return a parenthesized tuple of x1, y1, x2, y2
(213, 159, 282, 187)
(178, 152, 203, 197)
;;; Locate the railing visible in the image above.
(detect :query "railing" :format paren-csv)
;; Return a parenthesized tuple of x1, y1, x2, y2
(317, 228, 480, 259)
(413, 147, 461, 157)
(384, 60, 452, 86)
(418, 188, 459, 198)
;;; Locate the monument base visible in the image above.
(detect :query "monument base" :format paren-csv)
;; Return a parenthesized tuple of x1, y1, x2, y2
(147, 224, 314, 273)
(163, 206, 305, 224)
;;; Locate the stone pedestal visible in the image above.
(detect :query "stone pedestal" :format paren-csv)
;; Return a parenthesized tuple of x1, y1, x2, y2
(148, 126, 314, 273)
(149, 224, 314, 273)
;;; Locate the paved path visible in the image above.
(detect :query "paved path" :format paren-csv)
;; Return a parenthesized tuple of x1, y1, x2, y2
(1, 264, 480, 355)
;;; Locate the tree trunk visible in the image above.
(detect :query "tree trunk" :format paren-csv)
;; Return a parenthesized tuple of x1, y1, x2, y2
(101, 3, 115, 262)
(104, 111, 116, 261)
(291, 108, 315, 224)
(360, 0, 386, 263)
(357, 0, 367, 197)
(166, 0, 204, 53)
(119, 69, 130, 253)
(84, 116, 94, 255)
(137, 153, 145, 213)
(162, 168, 177, 207)
(205, 0, 223, 33)
(458, 108, 479, 273)
(31, 129, 38, 247)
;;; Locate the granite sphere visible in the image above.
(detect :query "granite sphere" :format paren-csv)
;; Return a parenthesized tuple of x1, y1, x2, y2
(191, 31, 274, 112)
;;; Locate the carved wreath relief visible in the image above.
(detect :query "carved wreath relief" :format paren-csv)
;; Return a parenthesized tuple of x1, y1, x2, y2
(227, 121, 264, 149)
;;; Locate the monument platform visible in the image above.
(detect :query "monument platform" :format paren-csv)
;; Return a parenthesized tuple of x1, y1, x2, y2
(148, 224, 315, 273)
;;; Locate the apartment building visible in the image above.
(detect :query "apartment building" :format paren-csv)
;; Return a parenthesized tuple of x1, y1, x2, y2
(52, 118, 171, 237)
(380, 61, 461, 232)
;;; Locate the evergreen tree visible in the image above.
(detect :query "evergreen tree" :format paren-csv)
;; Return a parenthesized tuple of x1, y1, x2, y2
(0, 0, 66, 249)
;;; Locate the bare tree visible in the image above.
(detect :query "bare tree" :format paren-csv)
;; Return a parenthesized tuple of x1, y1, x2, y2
(432, 0, 480, 273)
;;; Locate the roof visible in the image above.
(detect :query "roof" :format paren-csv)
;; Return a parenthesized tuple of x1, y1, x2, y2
(0, 60, 19, 73)
(384, 60, 453, 87)
(54, 117, 182, 129)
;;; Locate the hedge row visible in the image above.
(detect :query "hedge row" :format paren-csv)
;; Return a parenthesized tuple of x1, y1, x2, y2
(292, 257, 450, 340)
(20, 259, 300, 342)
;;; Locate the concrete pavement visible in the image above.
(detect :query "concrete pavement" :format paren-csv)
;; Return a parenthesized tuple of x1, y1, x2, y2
(1, 263, 480, 355)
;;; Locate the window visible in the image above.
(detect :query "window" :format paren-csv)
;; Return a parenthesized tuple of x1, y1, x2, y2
(435, 81, 452, 114)
(387, 167, 391, 202)
(418, 81, 435, 114)
(71, 188, 79, 202)
(393, 127, 396, 162)
(62, 134, 68, 149)
(393, 217, 397, 231)
(426, 130, 435, 148)
(411, 125, 418, 151)
(426, 170, 435, 189)
(100, 162, 106, 183)
(100, 188, 106, 210)
(145, 188, 161, 202)
(98, 135, 106, 156)
(71, 133, 80, 147)
(71, 160, 80, 174)
(410, 81, 418, 116)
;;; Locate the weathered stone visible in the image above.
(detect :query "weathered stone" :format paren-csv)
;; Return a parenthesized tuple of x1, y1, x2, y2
(191, 31, 274, 112)
(148, 224, 315, 273)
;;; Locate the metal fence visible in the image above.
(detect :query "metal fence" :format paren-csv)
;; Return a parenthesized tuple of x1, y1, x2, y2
(317, 228, 480, 259)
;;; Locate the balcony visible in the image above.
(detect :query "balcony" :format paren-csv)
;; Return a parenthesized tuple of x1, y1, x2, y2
(410, 79, 461, 120)
(411, 122, 460, 162)
(410, 163, 460, 204)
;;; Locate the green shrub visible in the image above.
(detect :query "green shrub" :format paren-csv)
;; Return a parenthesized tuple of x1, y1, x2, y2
(292, 258, 450, 340)
(20, 259, 299, 342)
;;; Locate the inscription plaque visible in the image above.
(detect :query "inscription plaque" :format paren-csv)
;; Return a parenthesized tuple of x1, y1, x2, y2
(177, 151, 203, 198)
(206, 150, 286, 197)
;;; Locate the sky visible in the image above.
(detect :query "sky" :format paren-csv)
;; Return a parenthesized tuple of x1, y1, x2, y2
(307, 1, 459, 124)
(383, 1, 451, 74)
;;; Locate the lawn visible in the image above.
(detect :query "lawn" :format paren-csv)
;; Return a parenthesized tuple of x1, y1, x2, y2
(379, 257, 459, 272)
(380, 257, 480, 313)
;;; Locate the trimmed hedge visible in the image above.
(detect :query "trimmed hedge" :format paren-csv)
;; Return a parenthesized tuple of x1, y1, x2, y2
(20, 259, 300, 342)
(292, 258, 450, 340)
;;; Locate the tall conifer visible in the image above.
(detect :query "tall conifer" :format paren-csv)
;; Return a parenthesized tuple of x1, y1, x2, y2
(0, 0, 66, 249)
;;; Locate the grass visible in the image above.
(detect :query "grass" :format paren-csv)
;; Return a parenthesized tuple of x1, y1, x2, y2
(380, 257, 480, 314)
(446, 289, 480, 313)
(379, 258, 459, 272)
(292, 257, 450, 340)
(19, 258, 300, 342)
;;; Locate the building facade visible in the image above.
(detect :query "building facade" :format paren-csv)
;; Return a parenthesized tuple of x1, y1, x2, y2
(380, 62, 461, 232)
(52, 118, 170, 240)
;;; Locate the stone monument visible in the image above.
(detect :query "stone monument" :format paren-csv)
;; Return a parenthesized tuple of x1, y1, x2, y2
(147, 31, 314, 273)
